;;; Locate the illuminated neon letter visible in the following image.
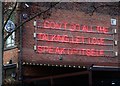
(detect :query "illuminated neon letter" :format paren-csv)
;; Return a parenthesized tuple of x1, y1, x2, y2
(99, 50, 104, 56)
(41, 33, 49, 41)
(55, 47, 65, 54)
(96, 26, 108, 33)
(50, 21, 56, 29)
(63, 22, 68, 30)
(37, 46, 44, 53)
(43, 20, 50, 28)
(54, 22, 62, 29)
(82, 25, 88, 32)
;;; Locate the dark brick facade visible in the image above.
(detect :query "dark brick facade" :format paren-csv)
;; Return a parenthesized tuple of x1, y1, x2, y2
(22, 2, 119, 67)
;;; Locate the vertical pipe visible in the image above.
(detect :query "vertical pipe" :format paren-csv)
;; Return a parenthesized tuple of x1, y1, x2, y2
(118, 1, 120, 69)
(4, 69, 6, 79)
(18, 3, 23, 85)
(89, 70, 92, 86)
(50, 77, 53, 86)
(0, 1, 3, 86)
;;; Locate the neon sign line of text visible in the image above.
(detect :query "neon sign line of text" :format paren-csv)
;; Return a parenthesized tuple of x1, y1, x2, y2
(37, 46, 104, 57)
(37, 33, 106, 45)
(37, 20, 110, 34)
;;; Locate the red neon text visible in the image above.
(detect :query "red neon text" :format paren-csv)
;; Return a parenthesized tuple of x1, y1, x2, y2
(37, 33, 104, 45)
(96, 26, 108, 33)
(37, 46, 104, 56)
(43, 20, 108, 34)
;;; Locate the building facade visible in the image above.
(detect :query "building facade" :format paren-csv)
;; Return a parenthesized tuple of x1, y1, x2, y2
(4, 2, 120, 86)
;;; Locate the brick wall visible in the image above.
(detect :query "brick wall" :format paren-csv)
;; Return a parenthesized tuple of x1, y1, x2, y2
(4, 48, 18, 65)
(22, 2, 119, 67)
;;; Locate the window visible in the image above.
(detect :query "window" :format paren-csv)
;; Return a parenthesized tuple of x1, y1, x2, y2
(6, 32, 15, 48)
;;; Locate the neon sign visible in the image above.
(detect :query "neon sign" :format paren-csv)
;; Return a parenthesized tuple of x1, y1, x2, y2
(42, 20, 108, 34)
(34, 20, 114, 57)
(37, 33, 104, 45)
(37, 46, 104, 57)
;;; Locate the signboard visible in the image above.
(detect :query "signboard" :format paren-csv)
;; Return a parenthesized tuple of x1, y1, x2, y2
(34, 19, 117, 58)
(5, 20, 15, 33)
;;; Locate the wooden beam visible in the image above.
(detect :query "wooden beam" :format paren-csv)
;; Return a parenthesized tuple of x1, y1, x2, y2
(24, 71, 89, 82)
